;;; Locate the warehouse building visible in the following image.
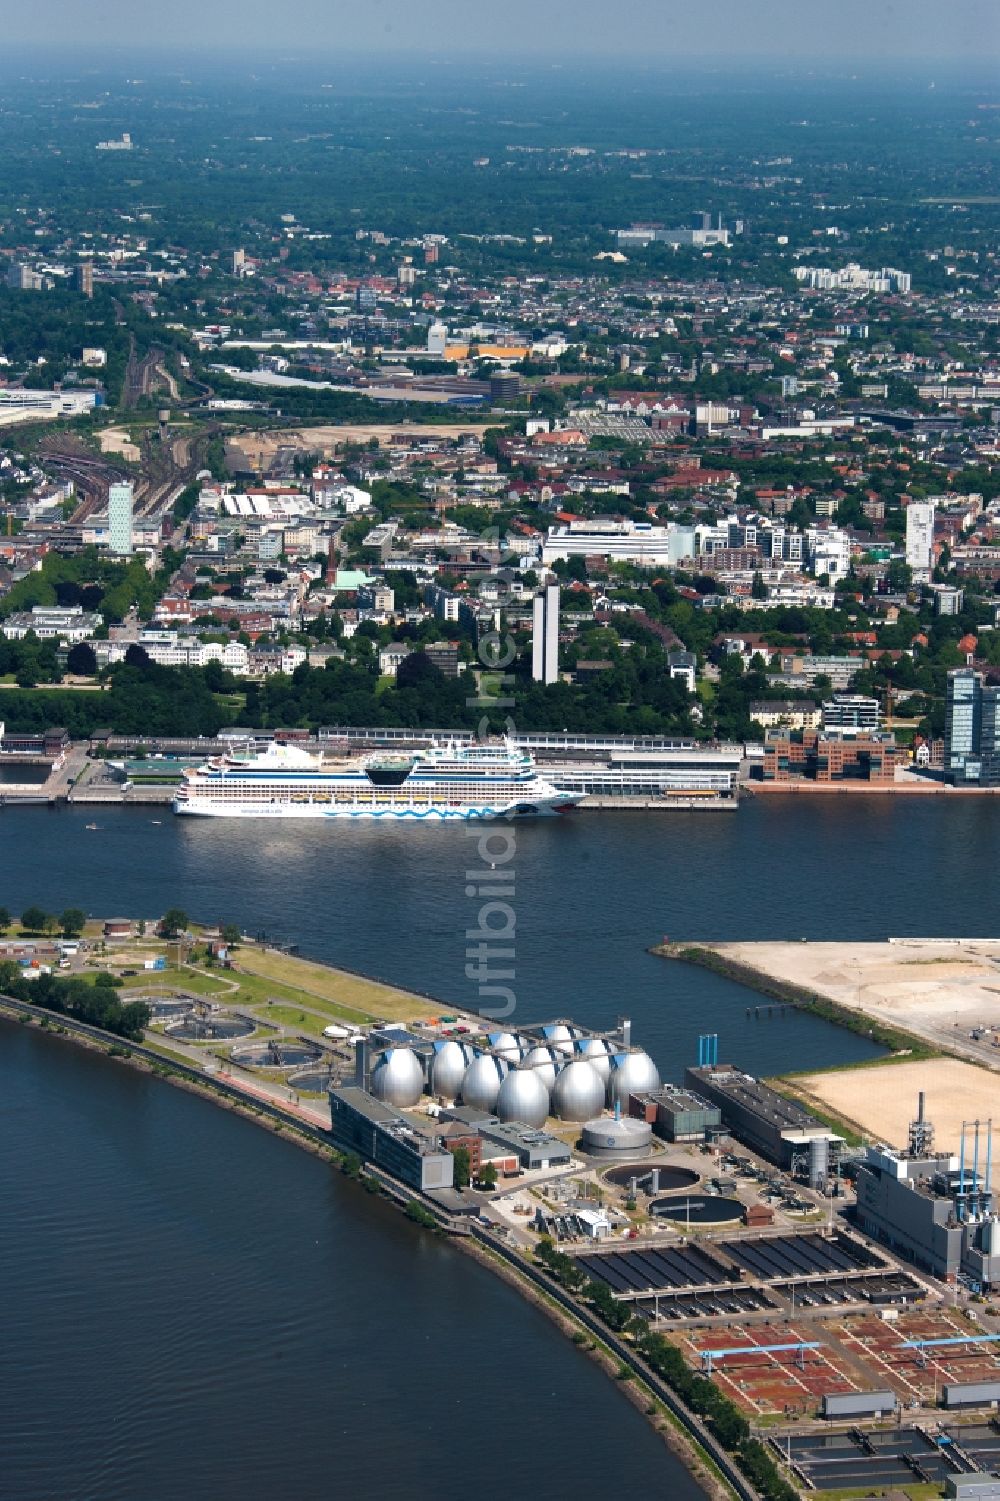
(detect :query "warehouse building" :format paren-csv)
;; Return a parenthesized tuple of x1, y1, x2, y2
(943, 1382, 1000, 1410)
(329, 1085, 454, 1192)
(821, 1390, 897, 1420)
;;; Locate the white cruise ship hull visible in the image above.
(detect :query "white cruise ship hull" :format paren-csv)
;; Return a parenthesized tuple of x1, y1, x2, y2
(175, 793, 577, 820)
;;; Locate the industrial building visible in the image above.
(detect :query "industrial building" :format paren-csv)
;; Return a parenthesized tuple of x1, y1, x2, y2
(328, 1085, 455, 1192)
(326, 1015, 662, 1187)
(942, 1382, 1000, 1411)
(441, 1107, 572, 1170)
(630, 1083, 722, 1142)
(685, 1063, 841, 1179)
(821, 1390, 897, 1420)
(854, 1104, 1000, 1286)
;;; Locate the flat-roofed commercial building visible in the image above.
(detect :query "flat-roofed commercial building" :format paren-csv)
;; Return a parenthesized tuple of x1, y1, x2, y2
(763, 727, 898, 784)
(328, 1085, 454, 1192)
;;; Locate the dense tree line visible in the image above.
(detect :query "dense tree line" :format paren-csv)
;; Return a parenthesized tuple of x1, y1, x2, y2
(0, 964, 150, 1041)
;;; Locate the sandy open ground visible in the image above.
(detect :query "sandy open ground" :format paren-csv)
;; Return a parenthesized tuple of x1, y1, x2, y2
(230, 421, 489, 467)
(791, 1057, 1000, 1181)
(97, 427, 141, 462)
(716, 939, 1000, 1057)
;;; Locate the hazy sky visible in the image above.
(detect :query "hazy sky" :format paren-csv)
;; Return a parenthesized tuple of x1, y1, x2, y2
(4, 0, 999, 62)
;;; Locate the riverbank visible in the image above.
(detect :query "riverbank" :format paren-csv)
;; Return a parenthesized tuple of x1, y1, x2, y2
(656, 939, 1000, 1167)
(653, 940, 942, 1060)
(0, 993, 743, 1501)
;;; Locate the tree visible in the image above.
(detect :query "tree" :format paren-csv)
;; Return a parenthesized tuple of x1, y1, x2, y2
(66, 642, 98, 676)
(0, 908, 11, 934)
(20, 905, 50, 934)
(159, 907, 188, 938)
(221, 923, 241, 946)
(450, 1145, 471, 1189)
(477, 1161, 498, 1189)
(124, 643, 152, 670)
(60, 908, 86, 939)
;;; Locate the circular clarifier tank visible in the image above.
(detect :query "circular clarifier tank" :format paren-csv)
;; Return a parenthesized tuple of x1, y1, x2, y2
(231, 1040, 322, 1068)
(604, 1164, 701, 1193)
(146, 997, 195, 1022)
(648, 1195, 743, 1225)
(288, 1065, 338, 1093)
(167, 1014, 255, 1041)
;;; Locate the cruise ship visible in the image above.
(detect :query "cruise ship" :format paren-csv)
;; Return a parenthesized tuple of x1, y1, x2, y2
(173, 739, 581, 820)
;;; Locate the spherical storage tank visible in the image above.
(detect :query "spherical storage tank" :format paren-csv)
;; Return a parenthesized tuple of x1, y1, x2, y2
(607, 1050, 661, 1110)
(544, 1023, 575, 1057)
(496, 1068, 550, 1129)
(575, 1036, 612, 1083)
(370, 1047, 425, 1109)
(521, 1045, 560, 1092)
(488, 1031, 525, 1065)
(460, 1054, 508, 1112)
(429, 1040, 472, 1100)
(551, 1060, 606, 1123)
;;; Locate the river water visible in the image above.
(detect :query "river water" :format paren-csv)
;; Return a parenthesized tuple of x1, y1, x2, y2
(2, 797, 997, 1498)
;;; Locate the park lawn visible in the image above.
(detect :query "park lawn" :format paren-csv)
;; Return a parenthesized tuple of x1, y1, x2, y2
(254, 1002, 329, 1033)
(119, 966, 230, 999)
(203, 963, 371, 1026)
(232, 947, 428, 1023)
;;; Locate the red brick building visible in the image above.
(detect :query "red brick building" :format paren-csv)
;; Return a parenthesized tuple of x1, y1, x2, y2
(763, 728, 898, 784)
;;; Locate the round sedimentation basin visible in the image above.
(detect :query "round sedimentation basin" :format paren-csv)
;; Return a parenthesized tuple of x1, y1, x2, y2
(167, 1014, 255, 1041)
(288, 1066, 337, 1093)
(231, 1041, 321, 1069)
(648, 1195, 743, 1225)
(145, 997, 195, 1022)
(604, 1164, 700, 1193)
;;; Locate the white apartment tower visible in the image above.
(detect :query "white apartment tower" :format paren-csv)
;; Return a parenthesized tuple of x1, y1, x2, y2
(905, 500, 935, 579)
(531, 584, 560, 685)
(108, 482, 134, 556)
